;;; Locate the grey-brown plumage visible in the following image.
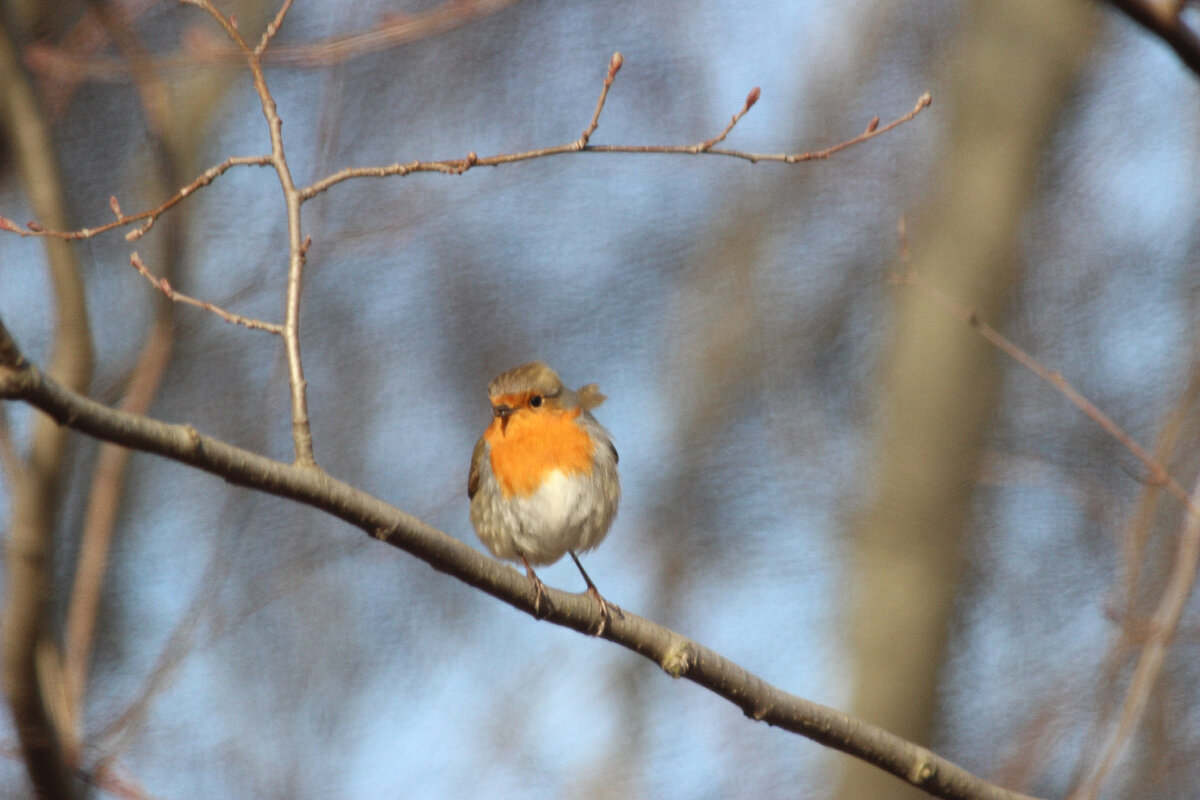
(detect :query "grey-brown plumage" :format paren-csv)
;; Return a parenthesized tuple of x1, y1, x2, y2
(468, 362, 620, 625)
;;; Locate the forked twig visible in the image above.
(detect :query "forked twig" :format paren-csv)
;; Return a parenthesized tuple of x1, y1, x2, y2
(578, 51, 623, 147)
(255, 0, 294, 55)
(130, 253, 282, 334)
(300, 68, 929, 199)
(179, 0, 317, 465)
(0, 154, 272, 242)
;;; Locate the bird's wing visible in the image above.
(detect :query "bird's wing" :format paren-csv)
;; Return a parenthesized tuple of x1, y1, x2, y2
(467, 436, 486, 499)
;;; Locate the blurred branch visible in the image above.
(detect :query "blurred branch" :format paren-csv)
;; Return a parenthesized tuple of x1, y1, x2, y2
(906, 273, 1200, 800)
(27, 0, 522, 83)
(62, 312, 173, 724)
(1103, 0, 1200, 76)
(843, 4, 1097, 797)
(906, 273, 1195, 514)
(0, 321, 1038, 800)
(1065, 359, 1200, 792)
(0, 11, 92, 800)
(1117, 360, 1200, 626)
(63, 0, 186, 741)
(1070, 469, 1200, 800)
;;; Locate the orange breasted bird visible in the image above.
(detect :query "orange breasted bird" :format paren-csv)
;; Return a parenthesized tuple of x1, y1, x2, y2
(468, 362, 620, 625)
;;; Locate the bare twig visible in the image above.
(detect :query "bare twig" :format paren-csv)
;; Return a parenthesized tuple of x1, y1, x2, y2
(129, 253, 282, 334)
(695, 86, 760, 152)
(5, 63, 929, 253)
(0, 154, 272, 241)
(0, 322, 1039, 800)
(586, 90, 930, 162)
(255, 0, 295, 55)
(1118, 358, 1200, 632)
(300, 72, 930, 200)
(180, 0, 316, 465)
(578, 52, 623, 147)
(1065, 357, 1200, 789)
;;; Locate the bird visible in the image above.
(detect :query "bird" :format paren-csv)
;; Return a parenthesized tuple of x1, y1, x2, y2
(468, 361, 620, 629)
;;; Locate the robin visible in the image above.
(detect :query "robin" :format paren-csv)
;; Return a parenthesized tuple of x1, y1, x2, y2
(468, 362, 620, 628)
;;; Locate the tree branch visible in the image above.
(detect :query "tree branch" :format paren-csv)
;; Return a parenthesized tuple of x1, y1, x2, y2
(1103, 0, 1200, 76)
(180, 0, 317, 467)
(902, 270, 1200, 800)
(0, 11, 91, 799)
(0, 319, 1038, 800)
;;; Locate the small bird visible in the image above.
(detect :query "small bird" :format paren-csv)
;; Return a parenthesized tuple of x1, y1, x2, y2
(468, 362, 620, 627)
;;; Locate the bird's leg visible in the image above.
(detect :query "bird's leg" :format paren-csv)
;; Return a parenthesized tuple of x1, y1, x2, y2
(569, 550, 611, 636)
(521, 555, 548, 617)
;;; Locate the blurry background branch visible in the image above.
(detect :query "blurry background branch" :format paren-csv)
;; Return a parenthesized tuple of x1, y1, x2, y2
(1104, 0, 1200, 74)
(0, 7, 92, 799)
(839, 2, 1098, 798)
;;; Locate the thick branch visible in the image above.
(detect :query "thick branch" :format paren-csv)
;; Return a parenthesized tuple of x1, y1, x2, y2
(0, 320, 1038, 800)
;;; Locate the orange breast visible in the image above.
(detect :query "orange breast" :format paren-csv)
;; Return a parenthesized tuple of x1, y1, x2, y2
(485, 408, 594, 498)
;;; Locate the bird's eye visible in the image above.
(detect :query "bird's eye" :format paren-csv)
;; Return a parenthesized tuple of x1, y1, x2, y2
(529, 395, 543, 408)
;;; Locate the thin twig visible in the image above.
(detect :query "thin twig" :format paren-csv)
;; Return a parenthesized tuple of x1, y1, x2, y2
(0, 154, 272, 241)
(903, 271, 1193, 513)
(130, 253, 282, 334)
(1118, 357, 1200, 631)
(592, 91, 930, 162)
(696, 86, 761, 152)
(180, 0, 315, 465)
(578, 52, 622, 147)
(255, 0, 294, 55)
(300, 81, 930, 200)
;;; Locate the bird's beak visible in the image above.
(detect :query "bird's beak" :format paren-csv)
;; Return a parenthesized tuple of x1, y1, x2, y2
(492, 403, 514, 433)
